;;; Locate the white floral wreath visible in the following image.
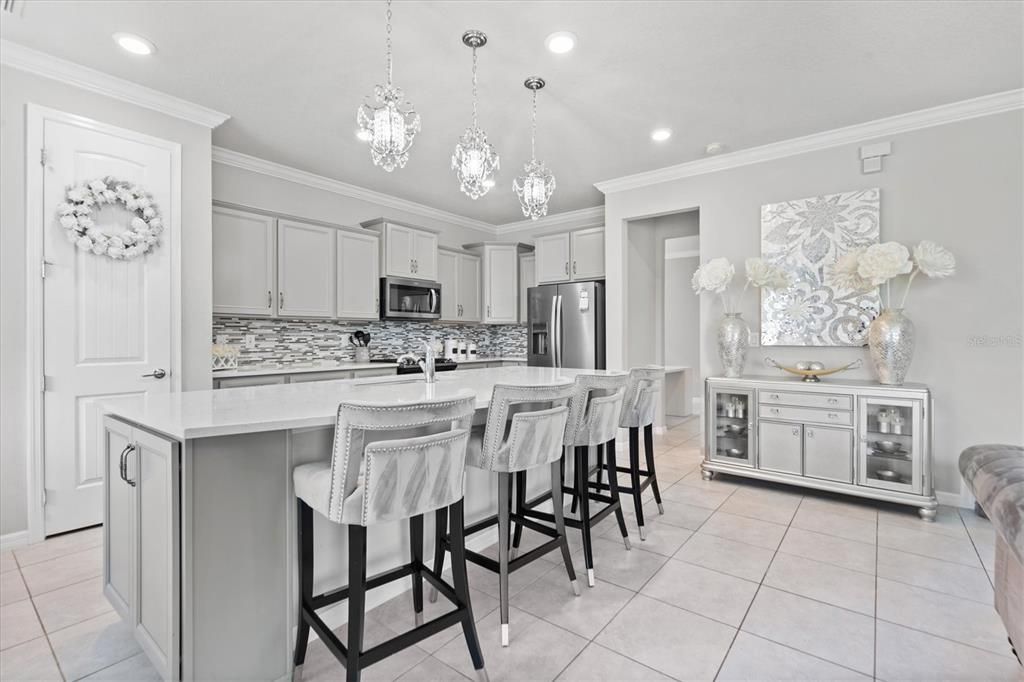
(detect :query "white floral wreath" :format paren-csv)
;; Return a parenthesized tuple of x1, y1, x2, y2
(58, 177, 164, 260)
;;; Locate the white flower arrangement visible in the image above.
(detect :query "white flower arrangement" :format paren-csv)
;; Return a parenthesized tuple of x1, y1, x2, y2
(827, 240, 955, 309)
(692, 256, 791, 313)
(58, 177, 163, 260)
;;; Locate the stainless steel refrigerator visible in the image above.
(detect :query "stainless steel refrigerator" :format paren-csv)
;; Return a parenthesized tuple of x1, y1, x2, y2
(527, 281, 606, 369)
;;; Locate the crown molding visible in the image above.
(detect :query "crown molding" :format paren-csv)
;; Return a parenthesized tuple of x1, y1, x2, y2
(212, 147, 496, 234)
(495, 205, 605, 235)
(0, 40, 230, 129)
(595, 89, 1024, 194)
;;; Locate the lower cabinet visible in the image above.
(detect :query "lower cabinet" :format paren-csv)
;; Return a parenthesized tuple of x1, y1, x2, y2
(104, 417, 179, 681)
(804, 425, 853, 483)
(758, 421, 803, 475)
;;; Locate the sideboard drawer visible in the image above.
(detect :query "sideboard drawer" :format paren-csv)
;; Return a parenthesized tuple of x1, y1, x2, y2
(759, 391, 852, 411)
(759, 404, 853, 427)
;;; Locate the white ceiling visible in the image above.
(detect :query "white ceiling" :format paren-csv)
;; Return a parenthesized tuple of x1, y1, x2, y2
(2, 1, 1021, 225)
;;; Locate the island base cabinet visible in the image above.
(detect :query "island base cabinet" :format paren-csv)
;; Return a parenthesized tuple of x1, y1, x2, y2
(103, 417, 180, 681)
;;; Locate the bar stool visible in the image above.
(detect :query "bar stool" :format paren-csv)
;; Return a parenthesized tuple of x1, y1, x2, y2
(291, 393, 488, 682)
(431, 382, 577, 648)
(521, 374, 631, 587)
(608, 367, 666, 540)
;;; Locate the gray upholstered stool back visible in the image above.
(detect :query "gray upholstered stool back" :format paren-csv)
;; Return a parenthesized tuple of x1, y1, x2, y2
(564, 374, 628, 447)
(324, 392, 476, 526)
(467, 383, 574, 473)
(619, 367, 665, 429)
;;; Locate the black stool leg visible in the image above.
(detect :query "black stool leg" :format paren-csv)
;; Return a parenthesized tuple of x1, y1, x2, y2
(346, 524, 367, 682)
(606, 439, 631, 550)
(550, 459, 581, 596)
(510, 471, 527, 560)
(629, 427, 647, 540)
(497, 471, 512, 647)
(576, 446, 596, 587)
(594, 444, 605, 492)
(293, 499, 313, 669)
(427, 507, 447, 604)
(644, 424, 664, 515)
(450, 500, 488, 680)
(569, 445, 579, 516)
(410, 514, 424, 626)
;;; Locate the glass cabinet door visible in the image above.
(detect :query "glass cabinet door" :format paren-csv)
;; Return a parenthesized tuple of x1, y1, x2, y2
(709, 388, 754, 466)
(857, 396, 923, 494)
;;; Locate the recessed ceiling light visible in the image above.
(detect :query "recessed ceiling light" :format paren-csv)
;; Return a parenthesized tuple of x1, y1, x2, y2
(545, 31, 576, 54)
(113, 32, 155, 56)
(355, 129, 373, 142)
(651, 128, 672, 142)
(705, 142, 725, 155)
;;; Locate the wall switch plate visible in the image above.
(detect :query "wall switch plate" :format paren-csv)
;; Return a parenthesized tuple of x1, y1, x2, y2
(215, 334, 228, 345)
(244, 334, 256, 349)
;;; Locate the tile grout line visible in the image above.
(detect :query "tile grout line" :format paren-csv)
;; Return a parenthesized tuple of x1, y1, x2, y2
(957, 506, 997, 590)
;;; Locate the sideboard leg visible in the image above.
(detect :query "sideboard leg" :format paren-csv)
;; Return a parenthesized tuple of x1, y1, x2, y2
(701, 468, 714, 481)
(918, 507, 937, 522)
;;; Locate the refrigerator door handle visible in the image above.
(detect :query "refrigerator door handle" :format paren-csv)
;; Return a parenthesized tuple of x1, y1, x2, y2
(555, 294, 563, 368)
(549, 293, 558, 367)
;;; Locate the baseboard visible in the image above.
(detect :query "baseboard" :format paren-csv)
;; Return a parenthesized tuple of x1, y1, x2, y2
(0, 530, 29, 552)
(936, 489, 972, 509)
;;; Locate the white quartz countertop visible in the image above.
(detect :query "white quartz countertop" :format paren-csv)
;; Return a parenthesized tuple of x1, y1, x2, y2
(211, 356, 527, 379)
(104, 366, 621, 441)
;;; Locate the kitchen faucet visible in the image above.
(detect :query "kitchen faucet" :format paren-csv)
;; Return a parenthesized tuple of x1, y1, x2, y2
(418, 341, 436, 384)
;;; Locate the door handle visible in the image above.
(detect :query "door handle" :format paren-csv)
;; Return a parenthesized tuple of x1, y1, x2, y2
(573, 261, 577, 275)
(118, 443, 132, 482)
(142, 368, 167, 379)
(807, 429, 815, 438)
(267, 290, 272, 308)
(792, 427, 800, 436)
(487, 304, 492, 318)
(564, 262, 569, 275)
(120, 443, 136, 486)
(279, 292, 284, 309)
(770, 407, 780, 415)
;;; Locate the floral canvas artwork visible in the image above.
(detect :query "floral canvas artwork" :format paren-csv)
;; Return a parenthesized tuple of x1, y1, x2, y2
(760, 188, 881, 346)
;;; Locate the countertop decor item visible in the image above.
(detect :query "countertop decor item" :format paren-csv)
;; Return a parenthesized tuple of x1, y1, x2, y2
(764, 356, 862, 382)
(513, 77, 556, 219)
(59, 176, 163, 260)
(356, 0, 420, 172)
(452, 29, 499, 199)
(831, 239, 956, 384)
(760, 188, 881, 347)
(693, 257, 791, 378)
(211, 343, 240, 370)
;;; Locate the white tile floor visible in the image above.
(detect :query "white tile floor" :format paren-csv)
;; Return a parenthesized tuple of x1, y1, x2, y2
(1, 418, 1019, 681)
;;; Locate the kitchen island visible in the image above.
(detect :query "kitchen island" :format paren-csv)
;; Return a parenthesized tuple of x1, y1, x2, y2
(100, 366, 611, 681)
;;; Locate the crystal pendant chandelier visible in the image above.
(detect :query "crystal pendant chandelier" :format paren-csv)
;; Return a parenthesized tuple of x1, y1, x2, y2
(513, 77, 556, 219)
(452, 30, 499, 199)
(356, 0, 420, 172)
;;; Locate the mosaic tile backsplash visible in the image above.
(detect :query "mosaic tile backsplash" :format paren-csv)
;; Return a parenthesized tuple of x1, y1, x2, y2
(212, 317, 527, 367)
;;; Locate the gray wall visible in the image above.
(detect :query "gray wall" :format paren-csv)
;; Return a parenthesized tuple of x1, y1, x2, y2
(0, 66, 213, 536)
(664, 238, 701, 408)
(603, 110, 1024, 497)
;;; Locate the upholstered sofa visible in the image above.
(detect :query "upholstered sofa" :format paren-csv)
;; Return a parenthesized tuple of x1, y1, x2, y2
(959, 444, 1024, 663)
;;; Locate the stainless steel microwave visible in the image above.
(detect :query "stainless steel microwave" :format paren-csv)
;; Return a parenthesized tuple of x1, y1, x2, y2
(379, 276, 442, 320)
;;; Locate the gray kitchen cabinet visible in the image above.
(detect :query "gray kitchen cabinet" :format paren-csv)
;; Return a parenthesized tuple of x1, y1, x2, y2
(535, 233, 571, 284)
(570, 227, 605, 280)
(336, 230, 379, 320)
(289, 371, 353, 383)
(103, 417, 180, 680)
(519, 253, 536, 323)
(758, 421, 803, 475)
(438, 248, 481, 322)
(535, 228, 605, 283)
(437, 249, 459, 321)
(362, 219, 439, 281)
(212, 206, 276, 316)
(277, 219, 335, 318)
(215, 375, 287, 389)
(804, 424, 854, 483)
(465, 242, 530, 325)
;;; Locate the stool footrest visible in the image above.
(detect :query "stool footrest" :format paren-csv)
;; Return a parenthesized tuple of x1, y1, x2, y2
(312, 563, 417, 610)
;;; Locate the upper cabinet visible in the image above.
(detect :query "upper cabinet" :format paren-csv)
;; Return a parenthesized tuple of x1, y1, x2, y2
(362, 219, 439, 281)
(438, 248, 481, 322)
(535, 227, 605, 284)
(518, 253, 536, 323)
(277, 220, 335, 318)
(336, 230, 379, 320)
(213, 206, 276, 316)
(465, 243, 531, 325)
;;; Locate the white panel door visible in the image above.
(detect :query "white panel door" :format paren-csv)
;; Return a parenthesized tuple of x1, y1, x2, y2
(384, 223, 413, 278)
(277, 220, 335, 318)
(132, 428, 179, 681)
(484, 245, 518, 323)
(571, 228, 605, 280)
(535, 233, 570, 283)
(458, 253, 481, 322)
(437, 250, 459, 321)
(519, 253, 536, 323)
(337, 230, 379, 320)
(43, 118, 174, 535)
(413, 230, 438, 281)
(212, 207, 275, 316)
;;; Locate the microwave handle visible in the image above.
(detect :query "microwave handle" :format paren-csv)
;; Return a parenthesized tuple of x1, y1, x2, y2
(430, 288, 437, 313)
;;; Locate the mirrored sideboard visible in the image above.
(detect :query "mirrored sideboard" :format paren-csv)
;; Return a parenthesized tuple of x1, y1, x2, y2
(703, 376, 937, 520)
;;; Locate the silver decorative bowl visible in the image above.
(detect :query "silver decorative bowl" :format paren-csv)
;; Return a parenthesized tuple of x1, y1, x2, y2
(723, 424, 746, 435)
(874, 441, 903, 453)
(724, 448, 745, 458)
(875, 469, 901, 482)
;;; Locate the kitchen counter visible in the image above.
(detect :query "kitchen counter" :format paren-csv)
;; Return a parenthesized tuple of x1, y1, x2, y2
(100, 366, 619, 680)
(209, 355, 527, 379)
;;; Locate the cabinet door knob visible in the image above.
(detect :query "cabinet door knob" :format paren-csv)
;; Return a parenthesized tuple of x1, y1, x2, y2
(807, 429, 815, 438)
(770, 393, 780, 400)
(792, 427, 800, 436)
(828, 397, 838, 405)
(827, 413, 838, 419)
(770, 407, 780, 415)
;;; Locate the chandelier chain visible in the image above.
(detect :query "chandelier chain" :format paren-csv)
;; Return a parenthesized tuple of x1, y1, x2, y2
(471, 46, 478, 126)
(385, 0, 393, 84)
(531, 88, 538, 160)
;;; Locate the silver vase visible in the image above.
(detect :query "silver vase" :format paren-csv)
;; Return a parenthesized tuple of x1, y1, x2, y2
(868, 308, 915, 385)
(718, 313, 749, 378)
